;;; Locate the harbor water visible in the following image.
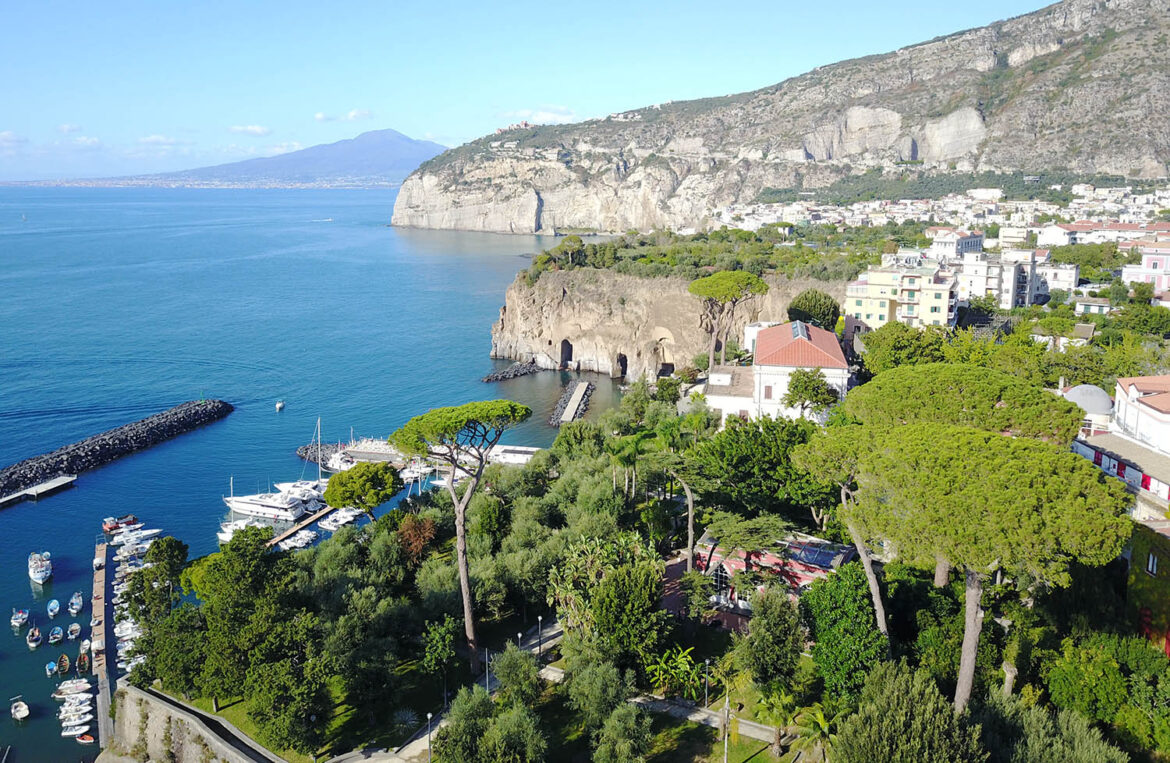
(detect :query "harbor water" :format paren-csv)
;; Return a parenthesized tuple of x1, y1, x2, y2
(0, 187, 620, 760)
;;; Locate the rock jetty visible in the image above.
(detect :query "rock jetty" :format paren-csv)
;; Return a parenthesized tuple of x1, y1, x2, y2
(482, 361, 541, 382)
(549, 380, 595, 426)
(0, 399, 233, 497)
(296, 440, 345, 467)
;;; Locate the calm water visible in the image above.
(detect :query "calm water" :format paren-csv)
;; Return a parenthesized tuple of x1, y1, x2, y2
(0, 188, 618, 759)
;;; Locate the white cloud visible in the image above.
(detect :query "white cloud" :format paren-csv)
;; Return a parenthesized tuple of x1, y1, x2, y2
(315, 109, 373, 122)
(267, 141, 303, 155)
(0, 130, 27, 147)
(229, 124, 272, 136)
(73, 136, 101, 147)
(138, 134, 181, 146)
(500, 106, 577, 125)
(58, 123, 82, 134)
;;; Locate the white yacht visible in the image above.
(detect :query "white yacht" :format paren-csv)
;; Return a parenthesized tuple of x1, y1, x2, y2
(224, 490, 312, 522)
(28, 552, 52, 584)
(273, 479, 329, 498)
(110, 528, 162, 546)
(217, 519, 265, 544)
(324, 450, 356, 473)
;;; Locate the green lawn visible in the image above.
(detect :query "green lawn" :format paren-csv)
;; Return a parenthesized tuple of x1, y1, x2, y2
(186, 695, 314, 763)
(646, 713, 781, 763)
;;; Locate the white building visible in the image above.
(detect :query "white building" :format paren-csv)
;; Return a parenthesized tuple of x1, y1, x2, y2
(704, 321, 850, 426)
(1114, 376, 1170, 454)
(743, 322, 782, 355)
(1122, 242, 1170, 291)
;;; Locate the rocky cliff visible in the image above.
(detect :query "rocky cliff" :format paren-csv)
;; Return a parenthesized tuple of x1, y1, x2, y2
(393, 0, 1170, 234)
(490, 270, 847, 380)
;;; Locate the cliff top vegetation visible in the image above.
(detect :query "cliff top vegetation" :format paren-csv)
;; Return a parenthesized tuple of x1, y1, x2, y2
(525, 223, 929, 285)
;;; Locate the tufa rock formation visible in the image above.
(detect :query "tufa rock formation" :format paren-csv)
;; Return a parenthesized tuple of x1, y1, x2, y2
(490, 269, 847, 380)
(393, 0, 1170, 234)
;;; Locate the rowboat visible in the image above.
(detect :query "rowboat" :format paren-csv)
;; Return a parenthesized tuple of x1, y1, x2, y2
(57, 654, 70, 674)
(76, 734, 95, 745)
(77, 653, 90, 674)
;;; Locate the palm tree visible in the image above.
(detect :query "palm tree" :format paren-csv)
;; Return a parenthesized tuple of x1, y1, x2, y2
(781, 703, 839, 763)
(755, 687, 799, 755)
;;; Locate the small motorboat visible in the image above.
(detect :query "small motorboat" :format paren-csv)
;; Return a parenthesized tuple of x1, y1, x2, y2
(61, 724, 89, 737)
(45, 661, 57, 677)
(57, 654, 70, 675)
(80, 639, 91, 654)
(89, 615, 99, 627)
(77, 653, 90, 674)
(10, 697, 29, 721)
(60, 712, 93, 726)
(48, 626, 64, 644)
(76, 734, 95, 745)
(59, 704, 92, 719)
(26, 625, 42, 649)
(102, 514, 137, 533)
(275, 399, 285, 411)
(10, 608, 29, 628)
(47, 599, 59, 619)
(68, 592, 84, 616)
(67, 623, 81, 640)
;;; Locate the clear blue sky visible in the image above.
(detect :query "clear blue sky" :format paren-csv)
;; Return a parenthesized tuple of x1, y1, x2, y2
(1, 0, 1046, 180)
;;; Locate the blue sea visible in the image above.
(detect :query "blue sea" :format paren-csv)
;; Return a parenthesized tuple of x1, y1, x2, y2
(0, 187, 619, 760)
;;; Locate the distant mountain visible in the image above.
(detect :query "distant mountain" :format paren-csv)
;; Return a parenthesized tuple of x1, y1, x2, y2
(94, 129, 444, 188)
(393, 0, 1170, 233)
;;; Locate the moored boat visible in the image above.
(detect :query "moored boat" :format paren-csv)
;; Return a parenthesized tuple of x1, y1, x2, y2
(76, 733, 95, 745)
(61, 724, 89, 737)
(26, 624, 42, 649)
(28, 551, 52, 584)
(45, 661, 57, 677)
(57, 654, 70, 674)
(10, 608, 29, 627)
(47, 599, 59, 619)
(68, 623, 81, 640)
(80, 638, 91, 653)
(10, 697, 29, 721)
(102, 514, 137, 532)
(48, 626, 63, 644)
(68, 591, 84, 616)
(59, 712, 93, 725)
(77, 652, 90, 674)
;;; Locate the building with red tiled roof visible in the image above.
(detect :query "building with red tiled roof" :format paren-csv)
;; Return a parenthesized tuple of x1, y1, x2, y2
(703, 321, 850, 425)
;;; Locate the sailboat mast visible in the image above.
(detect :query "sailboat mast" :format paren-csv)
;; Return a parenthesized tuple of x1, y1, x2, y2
(316, 418, 322, 483)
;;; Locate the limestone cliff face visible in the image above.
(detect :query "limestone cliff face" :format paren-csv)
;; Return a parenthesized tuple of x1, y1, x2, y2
(393, 0, 1170, 234)
(490, 270, 847, 380)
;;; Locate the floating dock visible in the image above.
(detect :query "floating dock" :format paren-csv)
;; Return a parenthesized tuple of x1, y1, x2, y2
(0, 475, 77, 508)
(92, 541, 114, 749)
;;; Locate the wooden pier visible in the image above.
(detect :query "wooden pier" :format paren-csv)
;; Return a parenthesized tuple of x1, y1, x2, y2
(0, 474, 76, 508)
(91, 542, 115, 749)
(266, 505, 339, 548)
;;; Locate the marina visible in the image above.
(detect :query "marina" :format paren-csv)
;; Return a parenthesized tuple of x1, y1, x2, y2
(266, 504, 340, 548)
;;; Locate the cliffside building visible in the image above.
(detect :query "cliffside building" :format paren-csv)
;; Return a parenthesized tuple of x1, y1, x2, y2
(704, 321, 849, 425)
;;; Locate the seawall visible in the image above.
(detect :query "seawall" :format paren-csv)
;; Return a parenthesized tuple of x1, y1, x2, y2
(0, 399, 233, 496)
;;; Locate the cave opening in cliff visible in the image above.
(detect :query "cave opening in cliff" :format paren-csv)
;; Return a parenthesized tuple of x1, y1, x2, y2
(658, 362, 675, 377)
(560, 339, 574, 366)
(616, 354, 628, 378)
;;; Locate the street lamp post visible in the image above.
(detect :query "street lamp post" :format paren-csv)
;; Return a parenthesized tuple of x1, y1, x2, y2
(485, 648, 490, 691)
(426, 712, 433, 763)
(517, 632, 523, 648)
(537, 615, 543, 659)
(704, 658, 710, 707)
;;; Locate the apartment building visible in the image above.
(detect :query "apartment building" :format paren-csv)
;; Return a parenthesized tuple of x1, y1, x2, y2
(845, 252, 959, 329)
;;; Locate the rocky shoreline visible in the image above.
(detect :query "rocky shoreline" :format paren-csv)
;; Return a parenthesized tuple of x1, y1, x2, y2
(0, 399, 233, 497)
(482, 360, 541, 382)
(296, 440, 346, 466)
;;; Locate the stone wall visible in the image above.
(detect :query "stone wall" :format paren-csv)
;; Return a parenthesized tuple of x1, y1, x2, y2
(0, 399, 233, 496)
(490, 269, 848, 381)
(97, 686, 255, 763)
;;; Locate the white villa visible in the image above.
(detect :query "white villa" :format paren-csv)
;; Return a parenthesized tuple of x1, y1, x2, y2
(704, 321, 850, 425)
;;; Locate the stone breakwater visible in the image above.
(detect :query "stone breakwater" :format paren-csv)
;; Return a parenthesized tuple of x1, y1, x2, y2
(549, 380, 595, 426)
(296, 441, 345, 466)
(482, 361, 541, 382)
(0, 399, 233, 497)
